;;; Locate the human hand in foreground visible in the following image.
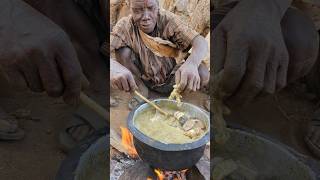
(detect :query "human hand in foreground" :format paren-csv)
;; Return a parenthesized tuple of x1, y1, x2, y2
(0, 0, 85, 105)
(213, 0, 291, 106)
(110, 59, 137, 92)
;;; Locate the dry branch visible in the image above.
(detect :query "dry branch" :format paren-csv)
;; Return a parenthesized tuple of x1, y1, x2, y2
(110, 128, 128, 155)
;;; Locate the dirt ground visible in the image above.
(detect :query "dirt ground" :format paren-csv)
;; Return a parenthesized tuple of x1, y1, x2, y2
(0, 76, 75, 180)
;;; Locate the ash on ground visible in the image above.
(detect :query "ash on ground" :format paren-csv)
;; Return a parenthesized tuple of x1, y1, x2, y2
(110, 148, 140, 180)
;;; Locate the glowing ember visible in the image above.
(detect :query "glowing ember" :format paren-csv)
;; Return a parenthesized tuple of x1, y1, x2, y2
(151, 169, 188, 180)
(120, 127, 138, 158)
(154, 169, 164, 180)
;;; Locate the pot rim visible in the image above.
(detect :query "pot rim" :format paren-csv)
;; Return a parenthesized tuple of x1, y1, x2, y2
(127, 98, 210, 151)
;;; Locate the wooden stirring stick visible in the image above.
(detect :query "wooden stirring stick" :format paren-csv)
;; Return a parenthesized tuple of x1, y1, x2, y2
(134, 90, 169, 116)
(80, 92, 108, 121)
(134, 90, 190, 125)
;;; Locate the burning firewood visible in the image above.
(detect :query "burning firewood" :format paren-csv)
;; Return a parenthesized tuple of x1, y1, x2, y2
(120, 127, 138, 158)
(110, 128, 128, 155)
(111, 126, 139, 159)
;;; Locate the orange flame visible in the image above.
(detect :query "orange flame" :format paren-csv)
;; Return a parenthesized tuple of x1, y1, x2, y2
(150, 169, 188, 180)
(154, 169, 164, 180)
(120, 127, 138, 158)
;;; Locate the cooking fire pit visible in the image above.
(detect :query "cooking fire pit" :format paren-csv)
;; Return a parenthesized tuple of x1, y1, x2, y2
(119, 162, 205, 180)
(127, 99, 210, 171)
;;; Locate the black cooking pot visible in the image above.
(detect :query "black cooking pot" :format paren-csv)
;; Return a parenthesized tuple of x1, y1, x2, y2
(127, 99, 210, 171)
